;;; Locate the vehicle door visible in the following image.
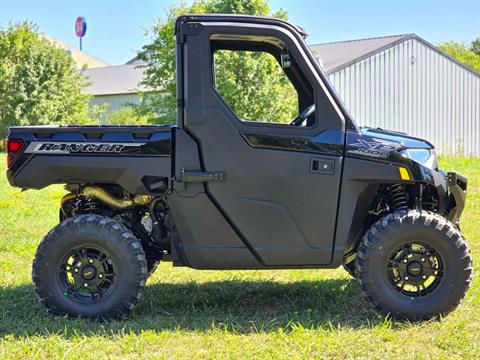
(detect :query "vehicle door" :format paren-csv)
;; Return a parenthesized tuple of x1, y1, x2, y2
(176, 20, 346, 266)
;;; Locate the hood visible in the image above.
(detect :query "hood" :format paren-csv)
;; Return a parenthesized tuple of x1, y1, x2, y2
(359, 127, 434, 150)
(346, 127, 434, 161)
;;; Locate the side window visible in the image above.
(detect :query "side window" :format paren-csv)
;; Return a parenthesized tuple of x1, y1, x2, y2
(212, 43, 315, 127)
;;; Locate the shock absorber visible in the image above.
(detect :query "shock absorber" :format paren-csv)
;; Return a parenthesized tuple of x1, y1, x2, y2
(391, 184, 408, 210)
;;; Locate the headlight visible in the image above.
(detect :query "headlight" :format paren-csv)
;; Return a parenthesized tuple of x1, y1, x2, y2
(400, 149, 437, 170)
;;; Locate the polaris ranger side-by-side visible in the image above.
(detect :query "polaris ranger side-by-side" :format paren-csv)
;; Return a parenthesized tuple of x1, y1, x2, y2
(6, 15, 472, 320)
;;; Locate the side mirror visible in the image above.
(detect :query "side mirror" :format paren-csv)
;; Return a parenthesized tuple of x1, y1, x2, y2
(281, 52, 291, 69)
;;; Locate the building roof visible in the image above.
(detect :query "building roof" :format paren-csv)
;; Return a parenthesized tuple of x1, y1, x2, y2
(311, 34, 480, 77)
(83, 64, 147, 96)
(41, 33, 109, 69)
(310, 34, 410, 73)
(125, 56, 145, 66)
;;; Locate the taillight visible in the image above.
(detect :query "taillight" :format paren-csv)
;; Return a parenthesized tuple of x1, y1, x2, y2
(6, 139, 24, 168)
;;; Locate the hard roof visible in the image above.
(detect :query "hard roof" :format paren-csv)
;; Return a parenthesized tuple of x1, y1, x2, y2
(178, 14, 308, 38)
(310, 34, 410, 73)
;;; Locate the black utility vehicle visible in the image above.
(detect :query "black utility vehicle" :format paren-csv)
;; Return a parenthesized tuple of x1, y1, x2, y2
(6, 15, 472, 320)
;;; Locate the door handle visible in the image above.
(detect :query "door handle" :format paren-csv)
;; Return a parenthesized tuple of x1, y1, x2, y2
(310, 158, 335, 174)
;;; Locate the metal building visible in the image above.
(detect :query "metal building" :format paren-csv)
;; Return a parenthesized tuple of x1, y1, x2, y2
(312, 34, 480, 156)
(83, 63, 145, 114)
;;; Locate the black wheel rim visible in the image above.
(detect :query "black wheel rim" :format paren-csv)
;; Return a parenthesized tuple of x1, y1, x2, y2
(57, 246, 116, 304)
(386, 241, 444, 298)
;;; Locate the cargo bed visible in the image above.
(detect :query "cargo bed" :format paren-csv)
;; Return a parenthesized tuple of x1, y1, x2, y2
(6, 125, 173, 194)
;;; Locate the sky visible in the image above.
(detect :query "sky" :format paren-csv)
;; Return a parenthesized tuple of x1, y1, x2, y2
(1, 0, 479, 66)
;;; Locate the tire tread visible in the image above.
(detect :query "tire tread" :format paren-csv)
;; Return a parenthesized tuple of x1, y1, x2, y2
(32, 214, 147, 320)
(355, 210, 473, 320)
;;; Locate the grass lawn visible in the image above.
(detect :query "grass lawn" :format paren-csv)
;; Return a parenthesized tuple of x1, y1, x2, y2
(0, 154, 479, 359)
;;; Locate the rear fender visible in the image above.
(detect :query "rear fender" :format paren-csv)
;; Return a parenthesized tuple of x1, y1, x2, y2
(9, 155, 171, 195)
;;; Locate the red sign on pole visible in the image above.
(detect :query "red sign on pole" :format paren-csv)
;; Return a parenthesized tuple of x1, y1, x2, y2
(75, 17, 87, 38)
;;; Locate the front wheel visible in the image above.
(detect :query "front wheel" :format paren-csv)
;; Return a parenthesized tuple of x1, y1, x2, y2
(356, 210, 472, 320)
(32, 215, 147, 320)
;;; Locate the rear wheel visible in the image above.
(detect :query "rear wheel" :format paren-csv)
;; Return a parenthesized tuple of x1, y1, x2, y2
(32, 215, 147, 320)
(356, 210, 472, 320)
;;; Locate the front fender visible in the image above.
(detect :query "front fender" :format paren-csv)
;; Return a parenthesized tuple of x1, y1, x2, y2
(331, 156, 463, 267)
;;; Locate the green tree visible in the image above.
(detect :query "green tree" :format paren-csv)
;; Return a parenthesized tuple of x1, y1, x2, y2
(0, 22, 91, 138)
(471, 37, 480, 56)
(438, 41, 480, 73)
(104, 107, 150, 125)
(137, 0, 293, 124)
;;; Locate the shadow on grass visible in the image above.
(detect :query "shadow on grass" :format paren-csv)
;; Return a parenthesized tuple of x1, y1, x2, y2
(0, 279, 382, 337)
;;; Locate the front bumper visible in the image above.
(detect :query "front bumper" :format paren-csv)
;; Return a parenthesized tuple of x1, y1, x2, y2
(446, 172, 467, 224)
